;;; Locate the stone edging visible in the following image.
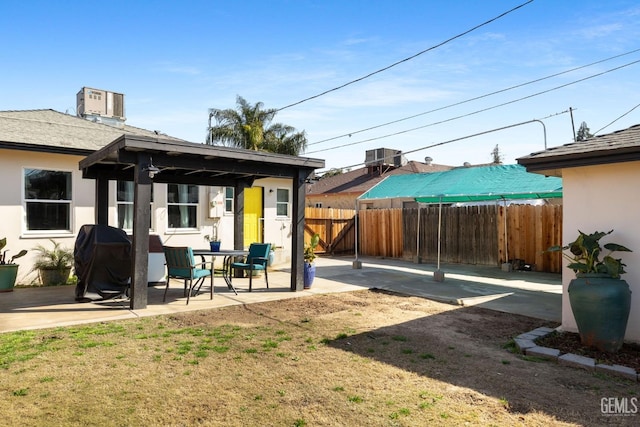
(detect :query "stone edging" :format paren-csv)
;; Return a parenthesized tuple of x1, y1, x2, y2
(514, 327, 639, 382)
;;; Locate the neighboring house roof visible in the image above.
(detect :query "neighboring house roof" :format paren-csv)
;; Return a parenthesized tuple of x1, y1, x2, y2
(359, 164, 562, 203)
(0, 109, 187, 154)
(517, 124, 640, 177)
(307, 161, 453, 196)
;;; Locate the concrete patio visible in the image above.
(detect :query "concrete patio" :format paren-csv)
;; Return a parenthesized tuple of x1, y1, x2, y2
(0, 256, 562, 333)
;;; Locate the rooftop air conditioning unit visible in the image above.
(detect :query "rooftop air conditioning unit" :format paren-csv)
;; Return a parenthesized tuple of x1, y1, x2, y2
(77, 87, 125, 120)
(364, 148, 406, 167)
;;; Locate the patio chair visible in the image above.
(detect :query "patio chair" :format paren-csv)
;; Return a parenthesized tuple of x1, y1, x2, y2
(163, 246, 213, 304)
(230, 243, 270, 291)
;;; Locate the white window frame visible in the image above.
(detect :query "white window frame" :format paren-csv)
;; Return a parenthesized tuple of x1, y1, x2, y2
(224, 186, 234, 214)
(116, 180, 154, 232)
(276, 188, 290, 218)
(167, 183, 199, 231)
(23, 167, 73, 235)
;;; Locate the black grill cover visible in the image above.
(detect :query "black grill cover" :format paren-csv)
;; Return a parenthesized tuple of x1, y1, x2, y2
(74, 224, 131, 301)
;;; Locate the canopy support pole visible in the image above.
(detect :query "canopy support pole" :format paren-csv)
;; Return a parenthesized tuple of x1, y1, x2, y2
(501, 197, 512, 272)
(414, 203, 421, 263)
(353, 198, 362, 269)
(434, 197, 445, 281)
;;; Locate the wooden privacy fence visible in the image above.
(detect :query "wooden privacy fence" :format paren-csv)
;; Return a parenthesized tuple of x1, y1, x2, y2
(304, 207, 356, 254)
(304, 204, 562, 273)
(403, 205, 498, 265)
(359, 208, 404, 258)
(499, 204, 563, 273)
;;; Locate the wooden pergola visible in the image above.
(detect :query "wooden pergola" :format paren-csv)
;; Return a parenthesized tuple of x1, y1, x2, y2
(79, 134, 325, 309)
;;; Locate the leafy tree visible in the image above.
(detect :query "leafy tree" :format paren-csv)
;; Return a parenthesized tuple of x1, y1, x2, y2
(320, 168, 346, 179)
(490, 144, 503, 164)
(576, 121, 593, 141)
(207, 96, 307, 155)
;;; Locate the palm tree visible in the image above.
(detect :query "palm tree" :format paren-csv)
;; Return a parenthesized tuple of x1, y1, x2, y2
(263, 123, 307, 155)
(207, 96, 307, 155)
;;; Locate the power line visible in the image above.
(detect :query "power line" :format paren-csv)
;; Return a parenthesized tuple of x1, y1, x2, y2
(275, 0, 534, 112)
(331, 118, 559, 172)
(309, 48, 640, 146)
(306, 58, 640, 154)
(593, 102, 640, 135)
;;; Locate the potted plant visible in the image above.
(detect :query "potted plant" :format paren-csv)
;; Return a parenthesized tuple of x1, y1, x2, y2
(0, 237, 28, 292)
(548, 229, 632, 352)
(266, 243, 276, 266)
(204, 224, 221, 252)
(32, 239, 74, 287)
(303, 233, 320, 289)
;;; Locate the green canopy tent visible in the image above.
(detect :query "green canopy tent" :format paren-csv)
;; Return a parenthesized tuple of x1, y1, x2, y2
(359, 164, 562, 203)
(356, 164, 563, 276)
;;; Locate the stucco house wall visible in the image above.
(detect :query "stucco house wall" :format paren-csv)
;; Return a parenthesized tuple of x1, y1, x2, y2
(561, 162, 640, 342)
(518, 123, 640, 345)
(307, 193, 358, 209)
(1, 146, 294, 285)
(1, 149, 95, 284)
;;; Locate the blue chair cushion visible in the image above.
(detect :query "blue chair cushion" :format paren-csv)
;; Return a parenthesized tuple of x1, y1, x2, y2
(230, 262, 266, 271)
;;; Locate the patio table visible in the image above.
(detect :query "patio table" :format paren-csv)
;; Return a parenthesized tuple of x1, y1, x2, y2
(192, 249, 248, 295)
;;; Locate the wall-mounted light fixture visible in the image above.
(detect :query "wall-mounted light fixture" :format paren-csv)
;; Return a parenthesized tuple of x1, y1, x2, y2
(143, 157, 160, 179)
(269, 188, 274, 193)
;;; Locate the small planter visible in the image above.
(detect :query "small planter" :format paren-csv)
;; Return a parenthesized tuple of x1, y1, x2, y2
(304, 262, 316, 289)
(0, 264, 19, 292)
(39, 267, 72, 287)
(209, 241, 221, 252)
(569, 273, 631, 353)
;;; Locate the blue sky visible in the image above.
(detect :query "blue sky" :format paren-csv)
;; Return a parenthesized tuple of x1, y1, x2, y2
(2, 0, 639, 172)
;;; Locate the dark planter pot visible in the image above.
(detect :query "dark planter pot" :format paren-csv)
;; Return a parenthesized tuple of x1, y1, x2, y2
(0, 264, 19, 292)
(209, 241, 221, 252)
(39, 267, 72, 287)
(304, 262, 316, 289)
(568, 273, 631, 353)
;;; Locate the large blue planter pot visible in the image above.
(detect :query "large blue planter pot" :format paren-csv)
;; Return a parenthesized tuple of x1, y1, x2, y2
(568, 274, 631, 353)
(304, 262, 316, 289)
(0, 264, 19, 292)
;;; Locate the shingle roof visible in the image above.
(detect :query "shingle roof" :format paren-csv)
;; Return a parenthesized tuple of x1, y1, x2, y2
(307, 161, 453, 196)
(0, 109, 187, 153)
(518, 124, 640, 176)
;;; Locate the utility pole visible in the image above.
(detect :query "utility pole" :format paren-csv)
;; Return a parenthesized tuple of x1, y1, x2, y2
(569, 107, 577, 142)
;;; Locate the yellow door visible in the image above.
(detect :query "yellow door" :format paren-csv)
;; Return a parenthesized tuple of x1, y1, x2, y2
(244, 187, 263, 248)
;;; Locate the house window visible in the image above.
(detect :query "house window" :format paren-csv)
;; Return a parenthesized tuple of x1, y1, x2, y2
(276, 188, 290, 217)
(224, 187, 234, 213)
(24, 168, 72, 231)
(117, 181, 153, 230)
(167, 184, 198, 229)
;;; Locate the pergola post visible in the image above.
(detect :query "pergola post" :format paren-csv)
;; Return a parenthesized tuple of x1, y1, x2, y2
(95, 176, 109, 225)
(291, 169, 310, 291)
(130, 152, 153, 309)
